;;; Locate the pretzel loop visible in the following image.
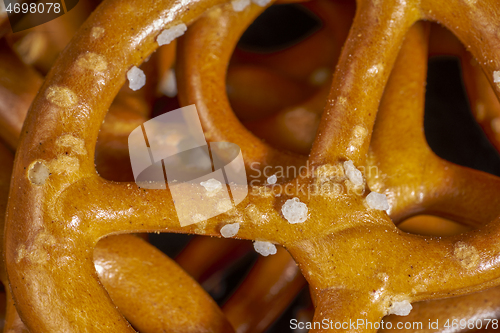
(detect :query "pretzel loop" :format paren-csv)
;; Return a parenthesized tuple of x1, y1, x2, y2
(5, 0, 232, 331)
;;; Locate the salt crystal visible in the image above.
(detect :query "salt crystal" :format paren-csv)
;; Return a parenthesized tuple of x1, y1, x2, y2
(220, 223, 239, 238)
(267, 174, 277, 184)
(159, 69, 177, 97)
(366, 192, 390, 211)
(200, 178, 222, 193)
(157, 24, 187, 46)
(344, 160, 364, 186)
(494, 71, 500, 83)
(28, 161, 50, 185)
(253, 241, 277, 256)
(252, 0, 271, 6)
(232, 0, 250, 11)
(127, 66, 146, 91)
(388, 300, 412, 316)
(281, 197, 308, 224)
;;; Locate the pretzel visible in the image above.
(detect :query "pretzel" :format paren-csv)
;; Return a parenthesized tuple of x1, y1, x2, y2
(0, 142, 234, 333)
(0, 15, 247, 331)
(5, 0, 500, 331)
(180, 0, 500, 297)
(0, 12, 234, 332)
(0, 44, 235, 333)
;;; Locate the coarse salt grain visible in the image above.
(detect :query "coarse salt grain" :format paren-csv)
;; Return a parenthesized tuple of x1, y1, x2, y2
(388, 300, 412, 316)
(282, 197, 308, 224)
(267, 174, 277, 184)
(220, 223, 240, 238)
(157, 24, 187, 46)
(366, 192, 390, 211)
(127, 66, 146, 91)
(494, 71, 500, 83)
(253, 241, 277, 256)
(252, 0, 271, 6)
(28, 161, 50, 185)
(343, 160, 363, 186)
(232, 0, 250, 11)
(200, 178, 222, 193)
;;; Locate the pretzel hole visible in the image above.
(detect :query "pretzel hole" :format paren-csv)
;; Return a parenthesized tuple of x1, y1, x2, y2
(228, 1, 355, 155)
(94, 62, 154, 182)
(398, 215, 473, 237)
(238, 4, 321, 52)
(229, 4, 323, 123)
(425, 25, 500, 176)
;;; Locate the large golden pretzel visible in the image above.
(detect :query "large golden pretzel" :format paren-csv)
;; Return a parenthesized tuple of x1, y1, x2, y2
(2, 0, 500, 331)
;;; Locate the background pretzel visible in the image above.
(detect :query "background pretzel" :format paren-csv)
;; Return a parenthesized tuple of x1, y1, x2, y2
(2, 0, 500, 330)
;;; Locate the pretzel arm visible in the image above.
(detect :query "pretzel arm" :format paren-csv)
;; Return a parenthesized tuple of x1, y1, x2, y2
(56, 177, 295, 244)
(403, 225, 500, 300)
(366, 20, 500, 227)
(94, 234, 234, 333)
(309, 0, 421, 166)
(223, 247, 306, 332)
(177, 0, 305, 179)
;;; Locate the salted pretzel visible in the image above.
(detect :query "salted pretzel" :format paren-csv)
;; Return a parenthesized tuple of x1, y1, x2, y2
(5, 0, 500, 332)
(0, 5, 493, 333)
(1, 21, 495, 333)
(180, 0, 500, 321)
(1, 18, 290, 331)
(0, 29, 238, 332)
